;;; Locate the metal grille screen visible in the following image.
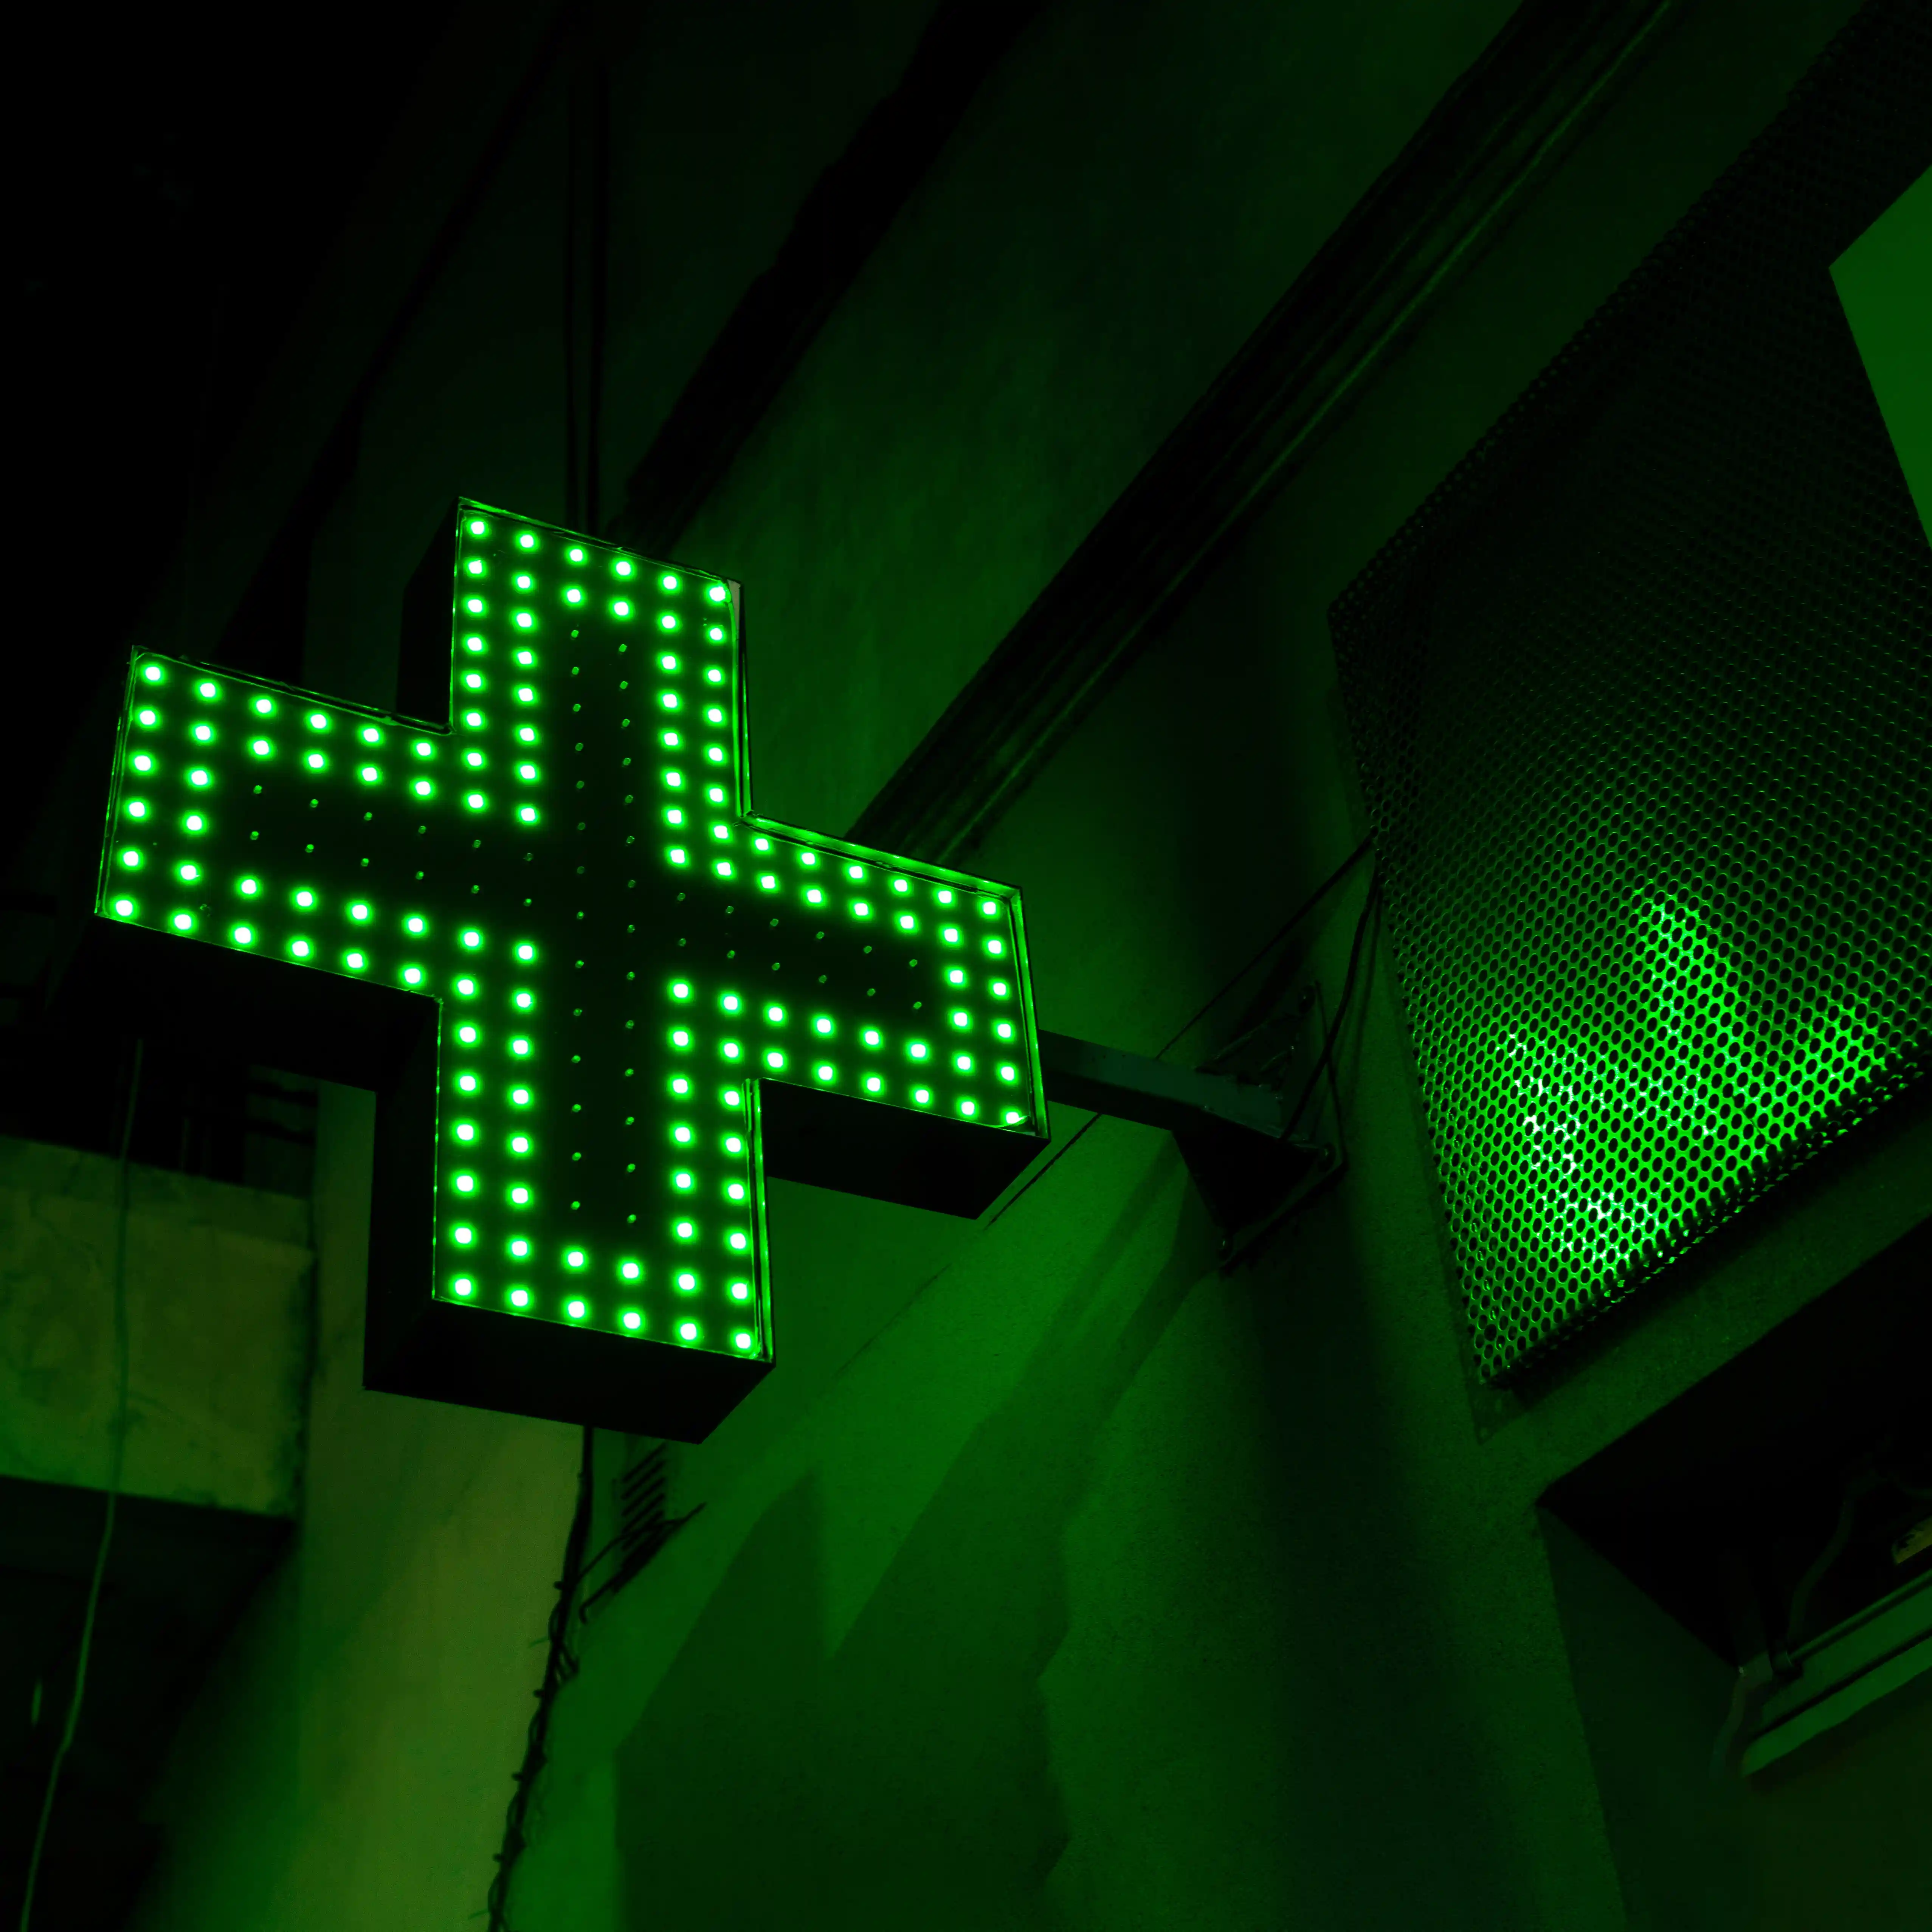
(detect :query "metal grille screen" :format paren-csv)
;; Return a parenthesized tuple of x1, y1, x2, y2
(1329, 0, 1932, 1385)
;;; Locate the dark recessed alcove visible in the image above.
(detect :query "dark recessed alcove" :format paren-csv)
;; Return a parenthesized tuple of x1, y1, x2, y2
(1541, 1209, 1932, 1673)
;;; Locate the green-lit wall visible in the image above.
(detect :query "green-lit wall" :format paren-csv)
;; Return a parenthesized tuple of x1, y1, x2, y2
(123, 1, 1931, 1927)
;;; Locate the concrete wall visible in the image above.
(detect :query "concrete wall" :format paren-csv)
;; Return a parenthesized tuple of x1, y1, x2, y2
(120, 0, 1932, 1928)
(0, 1134, 311, 1517)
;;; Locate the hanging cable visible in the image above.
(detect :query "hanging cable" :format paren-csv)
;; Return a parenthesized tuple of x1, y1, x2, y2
(484, 1423, 595, 1932)
(1283, 868, 1382, 1140)
(19, 1036, 144, 1932)
(989, 836, 1378, 1230)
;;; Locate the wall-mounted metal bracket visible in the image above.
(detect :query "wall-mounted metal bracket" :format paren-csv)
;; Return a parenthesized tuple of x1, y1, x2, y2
(1038, 981, 1346, 1267)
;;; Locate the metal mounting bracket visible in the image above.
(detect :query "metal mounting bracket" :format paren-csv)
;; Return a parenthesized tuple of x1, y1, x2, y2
(1037, 981, 1346, 1267)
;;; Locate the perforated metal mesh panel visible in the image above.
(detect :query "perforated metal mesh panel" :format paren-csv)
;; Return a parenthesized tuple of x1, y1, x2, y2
(1329, 1, 1932, 1384)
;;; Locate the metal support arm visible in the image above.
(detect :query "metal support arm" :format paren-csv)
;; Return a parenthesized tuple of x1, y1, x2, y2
(1037, 1030, 1290, 1140)
(1033, 986, 1345, 1268)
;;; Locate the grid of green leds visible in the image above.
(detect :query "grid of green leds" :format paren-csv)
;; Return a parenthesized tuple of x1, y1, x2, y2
(98, 502, 1042, 1358)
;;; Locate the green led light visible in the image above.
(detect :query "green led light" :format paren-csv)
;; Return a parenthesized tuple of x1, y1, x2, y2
(110, 519, 1039, 1386)
(468, 518, 487, 535)
(991, 980, 1011, 997)
(177, 862, 199, 883)
(950, 1009, 970, 1029)
(184, 814, 205, 833)
(136, 708, 158, 727)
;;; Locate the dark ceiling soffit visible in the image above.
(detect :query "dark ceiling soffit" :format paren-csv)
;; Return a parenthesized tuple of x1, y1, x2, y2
(606, 0, 1049, 558)
(213, 0, 589, 679)
(846, 0, 1689, 867)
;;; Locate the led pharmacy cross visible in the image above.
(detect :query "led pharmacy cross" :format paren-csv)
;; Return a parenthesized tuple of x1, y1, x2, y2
(95, 499, 1047, 1439)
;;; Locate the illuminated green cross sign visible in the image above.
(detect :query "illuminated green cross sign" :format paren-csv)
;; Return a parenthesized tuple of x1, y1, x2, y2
(83, 500, 1046, 1441)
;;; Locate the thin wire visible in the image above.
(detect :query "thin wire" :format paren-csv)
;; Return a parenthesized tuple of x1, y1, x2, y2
(20, 1036, 144, 1932)
(988, 836, 1377, 1230)
(1283, 870, 1383, 1140)
(483, 1422, 595, 1931)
